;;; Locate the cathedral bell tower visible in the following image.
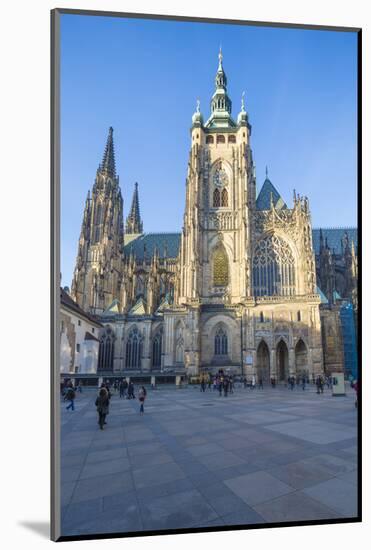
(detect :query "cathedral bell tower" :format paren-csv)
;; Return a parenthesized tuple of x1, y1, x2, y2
(71, 127, 124, 313)
(178, 49, 256, 305)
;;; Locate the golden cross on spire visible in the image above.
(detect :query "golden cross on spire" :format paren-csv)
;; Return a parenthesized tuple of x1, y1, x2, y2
(218, 45, 223, 65)
(241, 90, 245, 111)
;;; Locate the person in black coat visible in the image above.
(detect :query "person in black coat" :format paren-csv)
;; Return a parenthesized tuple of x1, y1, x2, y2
(95, 387, 110, 429)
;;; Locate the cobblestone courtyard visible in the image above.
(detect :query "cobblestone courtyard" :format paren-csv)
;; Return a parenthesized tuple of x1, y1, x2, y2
(60, 383, 358, 537)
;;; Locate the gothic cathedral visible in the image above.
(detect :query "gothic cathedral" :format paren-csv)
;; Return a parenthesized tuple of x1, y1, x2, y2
(70, 51, 357, 382)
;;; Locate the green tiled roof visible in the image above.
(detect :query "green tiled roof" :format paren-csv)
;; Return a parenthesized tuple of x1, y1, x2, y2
(256, 178, 287, 211)
(123, 233, 181, 259)
(122, 228, 357, 260)
(316, 286, 329, 304)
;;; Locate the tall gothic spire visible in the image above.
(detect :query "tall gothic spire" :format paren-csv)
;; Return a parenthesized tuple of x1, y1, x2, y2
(100, 126, 116, 177)
(126, 182, 143, 234)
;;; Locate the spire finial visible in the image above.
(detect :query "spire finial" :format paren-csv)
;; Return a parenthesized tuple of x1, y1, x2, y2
(266, 165, 268, 179)
(196, 98, 200, 113)
(241, 91, 245, 112)
(219, 45, 223, 66)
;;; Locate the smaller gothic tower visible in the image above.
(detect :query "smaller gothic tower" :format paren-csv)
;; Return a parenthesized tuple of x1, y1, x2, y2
(71, 127, 124, 313)
(126, 182, 143, 234)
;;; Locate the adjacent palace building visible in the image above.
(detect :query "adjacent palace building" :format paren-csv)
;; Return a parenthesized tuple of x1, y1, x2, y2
(62, 51, 358, 383)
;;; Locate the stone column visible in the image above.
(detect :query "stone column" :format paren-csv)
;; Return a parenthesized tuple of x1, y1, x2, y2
(142, 320, 152, 372)
(270, 348, 277, 382)
(289, 348, 295, 376)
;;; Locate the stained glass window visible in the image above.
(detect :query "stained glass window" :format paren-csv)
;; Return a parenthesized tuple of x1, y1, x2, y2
(125, 327, 142, 368)
(221, 188, 228, 207)
(98, 327, 115, 371)
(152, 331, 162, 368)
(253, 235, 296, 296)
(214, 327, 228, 355)
(213, 188, 220, 207)
(213, 246, 229, 287)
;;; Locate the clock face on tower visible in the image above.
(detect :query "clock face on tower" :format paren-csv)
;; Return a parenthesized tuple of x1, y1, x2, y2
(213, 167, 228, 188)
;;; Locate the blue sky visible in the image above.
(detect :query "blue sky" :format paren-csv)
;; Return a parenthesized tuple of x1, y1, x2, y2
(60, 14, 358, 287)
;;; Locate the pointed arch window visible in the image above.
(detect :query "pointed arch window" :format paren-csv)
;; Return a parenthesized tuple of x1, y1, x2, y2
(152, 331, 162, 369)
(213, 188, 221, 207)
(125, 327, 143, 369)
(96, 203, 103, 224)
(98, 326, 115, 371)
(221, 188, 228, 207)
(174, 323, 184, 364)
(214, 327, 228, 355)
(213, 246, 229, 287)
(253, 235, 296, 297)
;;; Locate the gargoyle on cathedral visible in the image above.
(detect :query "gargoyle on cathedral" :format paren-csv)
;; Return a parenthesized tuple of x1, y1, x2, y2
(71, 50, 357, 380)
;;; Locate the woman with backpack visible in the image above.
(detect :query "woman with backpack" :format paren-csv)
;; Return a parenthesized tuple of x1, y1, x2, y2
(138, 386, 147, 416)
(95, 386, 110, 429)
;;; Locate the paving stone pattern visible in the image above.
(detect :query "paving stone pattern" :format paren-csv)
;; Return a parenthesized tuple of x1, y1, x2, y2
(60, 384, 358, 536)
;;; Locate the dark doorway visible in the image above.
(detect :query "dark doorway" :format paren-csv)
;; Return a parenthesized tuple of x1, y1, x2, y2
(276, 340, 289, 382)
(295, 339, 308, 377)
(256, 341, 270, 383)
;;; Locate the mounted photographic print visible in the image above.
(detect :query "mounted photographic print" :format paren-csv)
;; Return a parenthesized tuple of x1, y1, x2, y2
(51, 8, 361, 542)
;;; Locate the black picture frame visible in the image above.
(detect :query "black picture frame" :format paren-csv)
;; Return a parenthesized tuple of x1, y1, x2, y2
(51, 8, 362, 542)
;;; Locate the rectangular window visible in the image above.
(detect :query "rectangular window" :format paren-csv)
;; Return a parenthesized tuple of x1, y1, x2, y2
(297, 311, 301, 322)
(92, 327, 95, 333)
(76, 343, 80, 352)
(78, 320, 81, 326)
(61, 321, 64, 332)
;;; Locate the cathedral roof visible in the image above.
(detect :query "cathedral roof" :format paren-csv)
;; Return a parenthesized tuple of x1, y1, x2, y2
(123, 228, 357, 260)
(312, 228, 357, 255)
(316, 286, 329, 304)
(256, 173, 287, 211)
(123, 233, 181, 260)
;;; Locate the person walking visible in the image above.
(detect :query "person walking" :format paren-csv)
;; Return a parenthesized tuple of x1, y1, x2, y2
(65, 384, 76, 411)
(218, 377, 223, 397)
(95, 387, 110, 429)
(302, 375, 306, 391)
(289, 376, 295, 391)
(138, 386, 147, 416)
(223, 376, 229, 397)
(352, 379, 358, 408)
(258, 378, 263, 390)
(251, 375, 256, 390)
(128, 381, 135, 399)
(122, 378, 128, 398)
(119, 379, 124, 398)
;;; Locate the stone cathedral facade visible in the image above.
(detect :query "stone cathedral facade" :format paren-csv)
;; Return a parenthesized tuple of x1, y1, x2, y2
(70, 52, 357, 382)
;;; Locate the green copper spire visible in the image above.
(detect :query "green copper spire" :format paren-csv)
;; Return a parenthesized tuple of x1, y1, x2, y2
(205, 48, 236, 128)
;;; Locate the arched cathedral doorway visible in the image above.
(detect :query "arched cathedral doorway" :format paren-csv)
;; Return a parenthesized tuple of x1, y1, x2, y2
(295, 339, 309, 377)
(276, 340, 289, 382)
(256, 341, 270, 383)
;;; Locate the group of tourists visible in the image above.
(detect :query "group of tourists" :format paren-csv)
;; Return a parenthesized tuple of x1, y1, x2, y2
(116, 378, 136, 399)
